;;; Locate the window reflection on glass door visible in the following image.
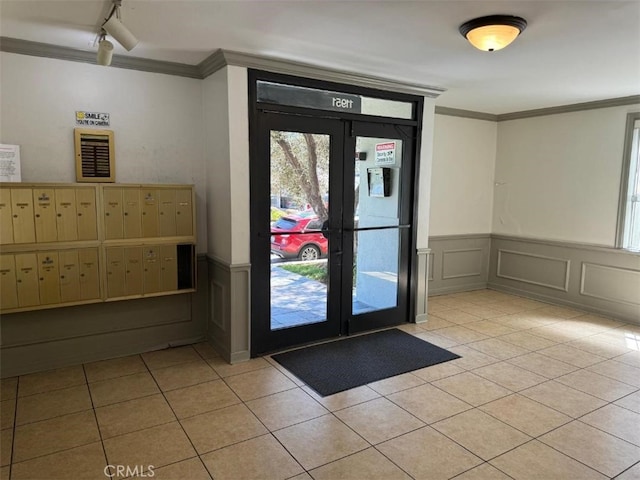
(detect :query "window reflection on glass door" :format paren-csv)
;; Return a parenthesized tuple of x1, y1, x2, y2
(269, 131, 330, 330)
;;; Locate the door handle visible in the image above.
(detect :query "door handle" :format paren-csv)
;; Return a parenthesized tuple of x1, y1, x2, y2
(321, 220, 330, 239)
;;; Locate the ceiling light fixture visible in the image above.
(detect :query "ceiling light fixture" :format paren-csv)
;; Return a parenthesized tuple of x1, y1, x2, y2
(101, 0, 138, 52)
(459, 15, 527, 52)
(96, 30, 114, 66)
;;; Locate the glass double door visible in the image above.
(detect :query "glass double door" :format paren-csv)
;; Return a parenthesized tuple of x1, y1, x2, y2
(251, 112, 415, 354)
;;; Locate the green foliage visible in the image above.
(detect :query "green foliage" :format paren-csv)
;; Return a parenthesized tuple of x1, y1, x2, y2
(278, 260, 357, 286)
(279, 263, 328, 284)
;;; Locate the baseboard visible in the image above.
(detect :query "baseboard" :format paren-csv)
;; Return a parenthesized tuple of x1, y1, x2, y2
(207, 332, 231, 363)
(488, 234, 640, 324)
(428, 282, 488, 296)
(488, 282, 640, 325)
(1, 332, 207, 378)
(230, 350, 251, 364)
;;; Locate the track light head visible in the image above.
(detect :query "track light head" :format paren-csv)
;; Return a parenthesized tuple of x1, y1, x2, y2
(97, 38, 114, 66)
(102, 14, 138, 51)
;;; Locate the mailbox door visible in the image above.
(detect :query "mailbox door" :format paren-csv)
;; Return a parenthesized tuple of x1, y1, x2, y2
(76, 188, 98, 241)
(11, 189, 36, 244)
(123, 189, 142, 239)
(78, 248, 100, 300)
(124, 246, 143, 296)
(0, 255, 18, 309)
(103, 188, 124, 239)
(143, 246, 161, 293)
(0, 189, 14, 244)
(37, 252, 61, 305)
(141, 189, 159, 238)
(160, 244, 178, 292)
(55, 189, 79, 241)
(33, 188, 58, 243)
(59, 250, 81, 302)
(158, 190, 177, 237)
(106, 247, 126, 298)
(15, 253, 39, 307)
(175, 188, 193, 237)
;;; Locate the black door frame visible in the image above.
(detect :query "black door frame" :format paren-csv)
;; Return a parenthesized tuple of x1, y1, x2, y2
(250, 112, 345, 353)
(248, 70, 424, 356)
(342, 121, 417, 335)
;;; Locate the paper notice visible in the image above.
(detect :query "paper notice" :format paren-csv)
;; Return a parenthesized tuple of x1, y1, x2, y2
(0, 144, 21, 182)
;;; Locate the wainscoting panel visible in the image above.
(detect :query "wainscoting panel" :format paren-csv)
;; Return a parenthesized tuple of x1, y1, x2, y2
(496, 249, 570, 291)
(428, 235, 491, 295)
(489, 235, 640, 323)
(0, 254, 209, 378)
(207, 256, 251, 363)
(581, 263, 640, 306)
(442, 248, 483, 279)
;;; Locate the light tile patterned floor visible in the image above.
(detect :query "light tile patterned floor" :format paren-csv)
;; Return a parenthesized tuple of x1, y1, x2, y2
(1, 289, 640, 479)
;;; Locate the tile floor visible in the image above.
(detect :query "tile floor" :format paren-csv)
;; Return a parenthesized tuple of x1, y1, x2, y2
(1, 289, 640, 479)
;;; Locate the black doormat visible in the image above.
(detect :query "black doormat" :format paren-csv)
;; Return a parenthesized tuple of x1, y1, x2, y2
(272, 328, 460, 396)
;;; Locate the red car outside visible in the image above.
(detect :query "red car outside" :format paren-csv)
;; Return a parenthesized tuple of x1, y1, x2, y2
(271, 214, 328, 260)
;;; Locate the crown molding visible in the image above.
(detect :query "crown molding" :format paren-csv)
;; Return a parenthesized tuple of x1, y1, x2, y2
(497, 95, 640, 121)
(109, 55, 201, 78)
(1, 37, 445, 97)
(0, 37, 201, 78)
(200, 49, 446, 98)
(2, 36, 637, 117)
(197, 49, 226, 78)
(434, 107, 498, 122)
(433, 96, 640, 122)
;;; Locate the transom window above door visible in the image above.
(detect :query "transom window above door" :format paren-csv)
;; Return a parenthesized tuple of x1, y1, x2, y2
(256, 81, 415, 120)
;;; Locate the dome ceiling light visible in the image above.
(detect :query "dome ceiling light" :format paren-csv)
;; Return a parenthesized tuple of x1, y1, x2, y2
(459, 15, 527, 52)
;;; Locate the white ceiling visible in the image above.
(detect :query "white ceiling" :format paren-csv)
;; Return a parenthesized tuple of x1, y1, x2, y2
(1, 0, 639, 114)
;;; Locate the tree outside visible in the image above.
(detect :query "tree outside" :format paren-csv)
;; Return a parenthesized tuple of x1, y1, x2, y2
(271, 131, 329, 220)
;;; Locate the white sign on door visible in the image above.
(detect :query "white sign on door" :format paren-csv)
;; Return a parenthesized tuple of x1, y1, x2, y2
(375, 142, 396, 166)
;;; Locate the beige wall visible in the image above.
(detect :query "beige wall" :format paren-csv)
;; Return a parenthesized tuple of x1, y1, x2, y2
(0, 52, 209, 376)
(227, 66, 251, 265)
(430, 114, 497, 236)
(415, 101, 436, 246)
(203, 67, 232, 261)
(0, 52, 208, 252)
(493, 104, 640, 246)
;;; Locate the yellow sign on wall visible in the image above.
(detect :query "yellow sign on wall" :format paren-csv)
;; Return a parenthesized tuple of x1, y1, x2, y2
(76, 111, 110, 127)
